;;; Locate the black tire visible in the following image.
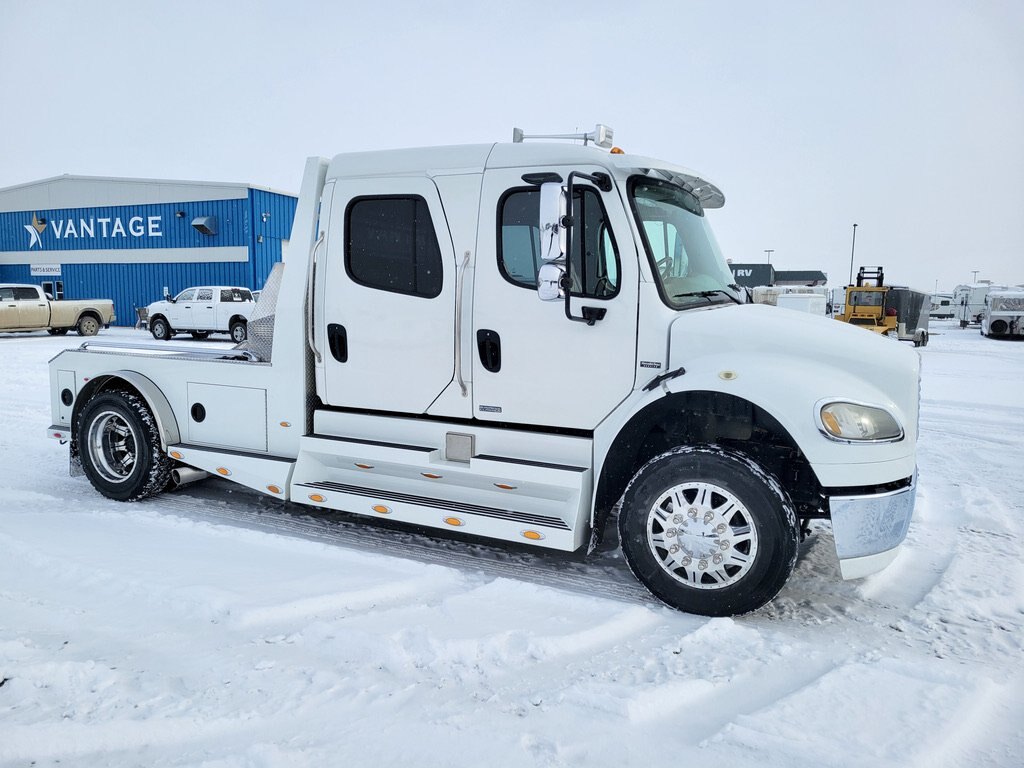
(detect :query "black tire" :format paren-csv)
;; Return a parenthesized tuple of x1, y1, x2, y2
(190, 331, 211, 340)
(76, 390, 171, 502)
(77, 315, 100, 336)
(151, 317, 172, 341)
(230, 320, 247, 343)
(618, 445, 798, 617)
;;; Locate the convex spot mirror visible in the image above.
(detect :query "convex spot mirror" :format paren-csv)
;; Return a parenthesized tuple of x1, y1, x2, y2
(537, 262, 564, 302)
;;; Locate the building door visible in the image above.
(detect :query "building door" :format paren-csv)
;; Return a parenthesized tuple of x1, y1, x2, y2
(471, 166, 639, 430)
(317, 177, 457, 414)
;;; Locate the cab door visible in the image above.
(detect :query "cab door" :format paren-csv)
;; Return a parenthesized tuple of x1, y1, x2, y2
(472, 166, 639, 430)
(14, 286, 49, 327)
(168, 288, 195, 328)
(0, 286, 17, 329)
(317, 177, 457, 414)
(190, 288, 216, 329)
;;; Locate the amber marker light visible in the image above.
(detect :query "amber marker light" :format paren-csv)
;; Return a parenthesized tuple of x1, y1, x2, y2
(266, 485, 282, 494)
(169, 451, 183, 460)
(309, 493, 326, 503)
(372, 504, 392, 514)
(354, 463, 374, 469)
(521, 530, 544, 541)
(279, 421, 291, 428)
(216, 467, 231, 476)
(443, 517, 465, 527)
(421, 472, 442, 479)
(494, 483, 517, 490)
(610, 147, 625, 154)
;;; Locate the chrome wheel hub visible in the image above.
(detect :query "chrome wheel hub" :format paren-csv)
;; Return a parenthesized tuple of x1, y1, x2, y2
(647, 481, 758, 590)
(87, 410, 139, 484)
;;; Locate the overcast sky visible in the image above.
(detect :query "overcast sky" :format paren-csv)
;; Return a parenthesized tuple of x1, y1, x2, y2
(2, 0, 1021, 291)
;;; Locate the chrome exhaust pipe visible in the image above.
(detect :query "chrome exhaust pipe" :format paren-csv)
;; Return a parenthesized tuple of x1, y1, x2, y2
(170, 466, 210, 488)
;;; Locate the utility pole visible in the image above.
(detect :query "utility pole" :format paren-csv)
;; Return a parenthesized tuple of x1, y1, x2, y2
(764, 249, 774, 264)
(847, 223, 858, 285)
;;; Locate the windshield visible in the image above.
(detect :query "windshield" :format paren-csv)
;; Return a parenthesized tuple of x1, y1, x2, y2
(629, 177, 738, 309)
(991, 295, 1024, 312)
(848, 290, 885, 307)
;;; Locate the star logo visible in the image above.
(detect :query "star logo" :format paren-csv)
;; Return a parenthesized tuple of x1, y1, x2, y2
(25, 214, 46, 249)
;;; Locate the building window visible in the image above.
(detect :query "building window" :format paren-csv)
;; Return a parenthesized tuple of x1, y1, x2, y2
(345, 196, 443, 299)
(499, 186, 619, 299)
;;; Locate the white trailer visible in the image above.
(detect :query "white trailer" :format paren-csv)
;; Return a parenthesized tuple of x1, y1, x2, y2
(953, 282, 1003, 326)
(46, 128, 920, 617)
(981, 290, 1024, 338)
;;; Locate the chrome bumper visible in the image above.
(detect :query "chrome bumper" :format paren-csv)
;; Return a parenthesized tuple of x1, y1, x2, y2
(828, 474, 916, 579)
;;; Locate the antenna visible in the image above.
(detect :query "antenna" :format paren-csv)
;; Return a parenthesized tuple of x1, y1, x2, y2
(512, 123, 614, 149)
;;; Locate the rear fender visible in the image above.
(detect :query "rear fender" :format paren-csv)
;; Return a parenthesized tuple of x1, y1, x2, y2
(73, 371, 180, 449)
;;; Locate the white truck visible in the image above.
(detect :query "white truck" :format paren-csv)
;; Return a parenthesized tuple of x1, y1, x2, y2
(146, 286, 255, 342)
(46, 128, 920, 616)
(0, 283, 116, 336)
(981, 289, 1024, 338)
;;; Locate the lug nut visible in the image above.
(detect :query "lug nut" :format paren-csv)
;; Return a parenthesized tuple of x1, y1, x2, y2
(669, 544, 679, 554)
(712, 553, 723, 565)
(716, 523, 727, 534)
(666, 528, 677, 538)
(719, 540, 730, 550)
(703, 512, 714, 524)
(673, 514, 683, 524)
(688, 508, 698, 519)
(698, 559, 708, 570)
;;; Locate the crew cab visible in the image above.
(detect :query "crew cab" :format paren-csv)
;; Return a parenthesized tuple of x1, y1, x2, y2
(146, 286, 255, 342)
(0, 283, 115, 336)
(48, 127, 921, 617)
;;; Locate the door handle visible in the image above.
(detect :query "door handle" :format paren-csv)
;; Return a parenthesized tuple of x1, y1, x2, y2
(327, 323, 348, 363)
(476, 329, 501, 373)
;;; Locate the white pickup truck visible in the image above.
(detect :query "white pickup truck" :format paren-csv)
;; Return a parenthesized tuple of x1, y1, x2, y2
(47, 127, 920, 616)
(146, 286, 255, 342)
(0, 283, 115, 336)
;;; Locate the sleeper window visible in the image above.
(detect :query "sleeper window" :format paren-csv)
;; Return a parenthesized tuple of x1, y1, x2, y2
(345, 196, 443, 299)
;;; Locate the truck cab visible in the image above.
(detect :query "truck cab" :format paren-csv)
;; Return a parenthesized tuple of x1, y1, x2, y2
(48, 129, 920, 617)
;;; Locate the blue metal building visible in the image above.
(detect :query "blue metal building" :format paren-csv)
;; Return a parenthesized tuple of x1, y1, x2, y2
(0, 175, 297, 325)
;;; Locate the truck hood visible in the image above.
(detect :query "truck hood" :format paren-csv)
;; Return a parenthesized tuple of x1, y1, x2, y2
(667, 303, 921, 461)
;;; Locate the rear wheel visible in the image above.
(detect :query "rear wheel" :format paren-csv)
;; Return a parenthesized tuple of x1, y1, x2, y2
(76, 390, 171, 502)
(77, 315, 100, 336)
(150, 317, 172, 341)
(618, 446, 798, 616)
(230, 320, 247, 343)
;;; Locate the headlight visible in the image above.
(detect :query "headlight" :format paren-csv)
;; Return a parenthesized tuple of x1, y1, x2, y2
(818, 401, 903, 442)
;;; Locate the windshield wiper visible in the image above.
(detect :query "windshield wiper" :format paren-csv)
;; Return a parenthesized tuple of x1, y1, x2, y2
(674, 289, 742, 305)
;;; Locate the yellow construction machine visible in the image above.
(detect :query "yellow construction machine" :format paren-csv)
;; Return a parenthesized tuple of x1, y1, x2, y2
(835, 266, 930, 346)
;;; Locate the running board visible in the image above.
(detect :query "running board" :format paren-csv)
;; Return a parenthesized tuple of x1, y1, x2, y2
(165, 443, 295, 500)
(290, 435, 592, 551)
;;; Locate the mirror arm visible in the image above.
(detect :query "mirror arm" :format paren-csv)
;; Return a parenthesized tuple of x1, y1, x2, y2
(561, 171, 612, 325)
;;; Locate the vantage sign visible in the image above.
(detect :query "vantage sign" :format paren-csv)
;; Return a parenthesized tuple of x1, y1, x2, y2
(24, 213, 163, 249)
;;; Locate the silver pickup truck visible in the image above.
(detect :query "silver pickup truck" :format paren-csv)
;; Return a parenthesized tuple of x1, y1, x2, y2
(0, 283, 116, 336)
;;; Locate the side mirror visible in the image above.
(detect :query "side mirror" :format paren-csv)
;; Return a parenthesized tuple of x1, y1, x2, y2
(163, 286, 171, 300)
(538, 182, 567, 262)
(537, 262, 565, 302)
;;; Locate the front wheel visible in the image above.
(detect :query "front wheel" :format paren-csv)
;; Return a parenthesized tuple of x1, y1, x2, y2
(150, 317, 172, 341)
(230, 320, 247, 343)
(77, 315, 100, 336)
(618, 446, 798, 617)
(76, 390, 171, 501)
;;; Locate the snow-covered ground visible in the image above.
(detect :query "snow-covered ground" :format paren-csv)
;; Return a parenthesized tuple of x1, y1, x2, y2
(1, 323, 1022, 767)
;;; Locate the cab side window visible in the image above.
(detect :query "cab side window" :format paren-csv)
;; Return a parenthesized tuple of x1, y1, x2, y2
(13, 287, 40, 300)
(0, 287, 15, 301)
(345, 196, 443, 299)
(196, 289, 214, 301)
(499, 187, 619, 299)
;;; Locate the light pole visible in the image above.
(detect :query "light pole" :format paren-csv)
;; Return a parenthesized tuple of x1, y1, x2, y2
(764, 249, 774, 264)
(847, 223, 858, 285)
(971, 270, 979, 283)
